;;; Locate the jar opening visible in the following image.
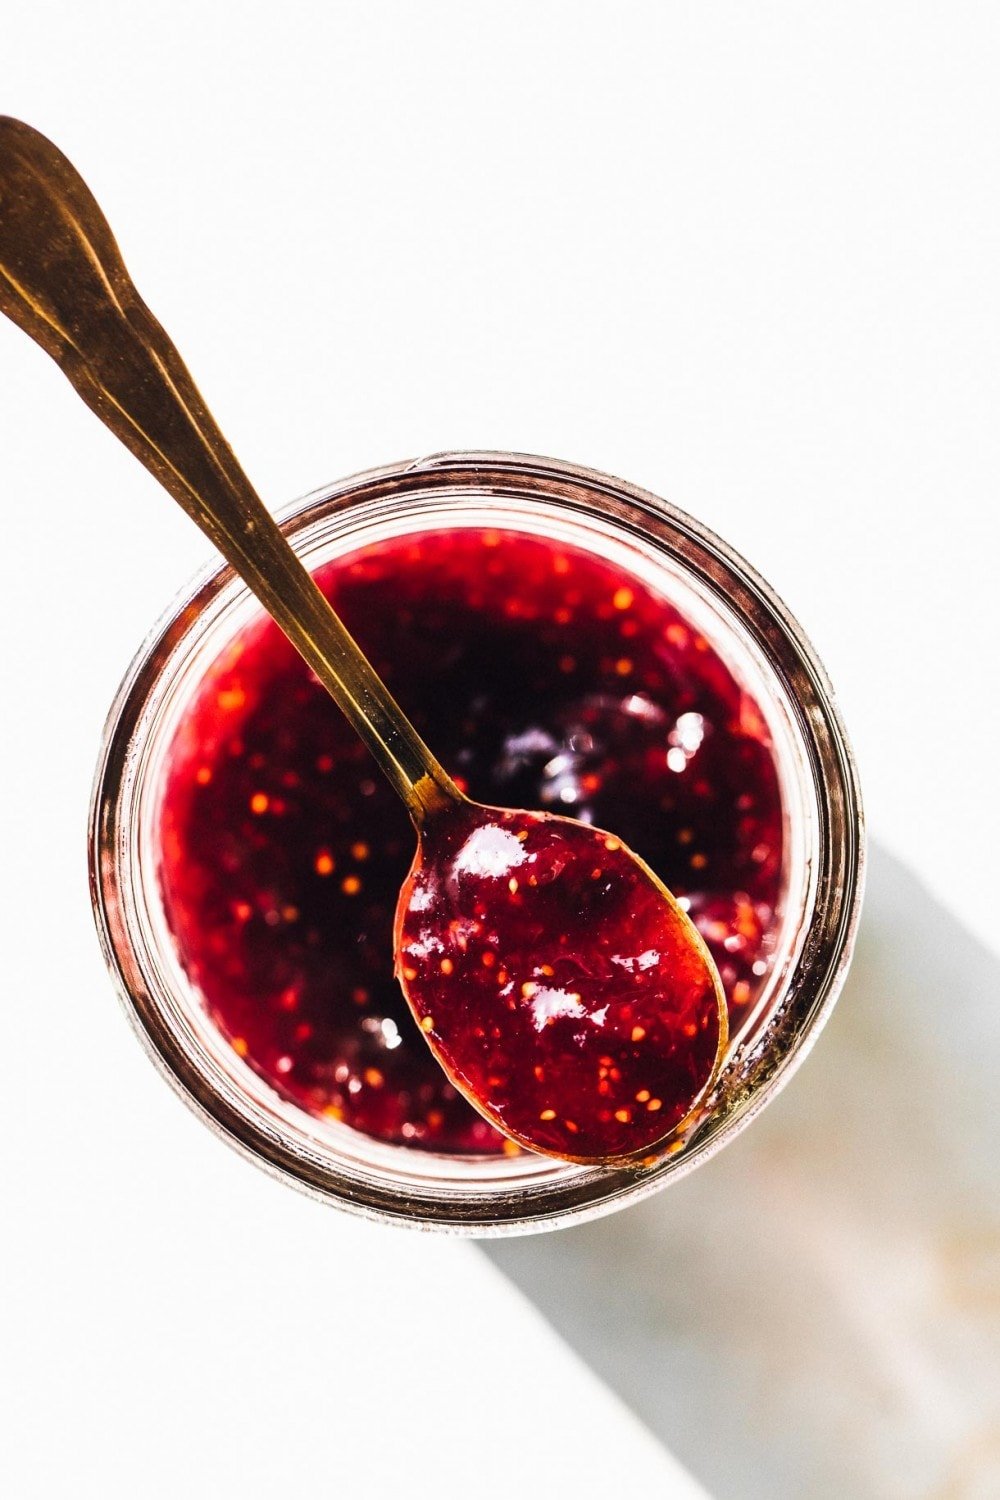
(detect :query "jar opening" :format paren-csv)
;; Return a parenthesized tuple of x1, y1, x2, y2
(91, 454, 862, 1233)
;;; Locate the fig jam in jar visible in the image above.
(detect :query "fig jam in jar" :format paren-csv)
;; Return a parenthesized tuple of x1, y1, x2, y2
(91, 453, 863, 1233)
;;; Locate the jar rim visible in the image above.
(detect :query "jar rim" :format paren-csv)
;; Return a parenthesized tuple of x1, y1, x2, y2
(89, 451, 865, 1234)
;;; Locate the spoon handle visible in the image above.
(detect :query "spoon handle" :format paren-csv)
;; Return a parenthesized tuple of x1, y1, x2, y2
(0, 116, 459, 823)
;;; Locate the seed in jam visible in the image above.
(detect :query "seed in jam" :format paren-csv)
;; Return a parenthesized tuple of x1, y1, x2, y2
(157, 527, 783, 1155)
(396, 802, 725, 1161)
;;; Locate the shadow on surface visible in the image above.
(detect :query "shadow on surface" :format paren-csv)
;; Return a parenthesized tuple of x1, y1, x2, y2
(484, 845, 1000, 1499)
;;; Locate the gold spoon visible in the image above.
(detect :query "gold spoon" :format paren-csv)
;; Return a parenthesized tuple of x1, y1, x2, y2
(0, 117, 726, 1164)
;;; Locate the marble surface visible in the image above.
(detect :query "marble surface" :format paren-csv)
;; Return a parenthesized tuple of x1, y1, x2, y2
(487, 846, 1000, 1498)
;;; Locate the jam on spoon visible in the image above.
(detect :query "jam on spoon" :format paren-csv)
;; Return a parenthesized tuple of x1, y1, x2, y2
(0, 116, 726, 1163)
(398, 801, 723, 1160)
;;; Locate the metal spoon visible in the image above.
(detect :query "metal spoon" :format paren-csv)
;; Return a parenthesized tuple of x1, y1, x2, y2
(0, 117, 726, 1163)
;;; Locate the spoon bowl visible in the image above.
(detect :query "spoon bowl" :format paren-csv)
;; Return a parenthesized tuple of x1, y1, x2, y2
(398, 799, 726, 1162)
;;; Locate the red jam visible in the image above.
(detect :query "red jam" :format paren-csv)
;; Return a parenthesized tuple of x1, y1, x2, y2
(397, 801, 724, 1160)
(158, 528, 783, 1155)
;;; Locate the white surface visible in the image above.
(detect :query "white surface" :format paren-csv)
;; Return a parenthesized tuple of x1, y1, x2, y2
(0, 4, 997, 1498)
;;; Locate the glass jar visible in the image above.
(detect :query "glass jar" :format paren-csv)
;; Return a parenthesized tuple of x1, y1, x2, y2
(90, 452, 864, 1234)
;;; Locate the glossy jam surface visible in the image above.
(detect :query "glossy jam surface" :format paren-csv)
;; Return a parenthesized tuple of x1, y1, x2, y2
(397, 803, 723, 1161)
(158, 527, 783, 1155)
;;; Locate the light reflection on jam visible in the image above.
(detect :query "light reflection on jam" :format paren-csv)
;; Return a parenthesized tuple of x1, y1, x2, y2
(157, 528, 783, 1154)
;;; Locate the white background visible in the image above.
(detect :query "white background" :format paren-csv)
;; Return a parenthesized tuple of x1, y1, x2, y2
(1, 4, 997, 1498)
